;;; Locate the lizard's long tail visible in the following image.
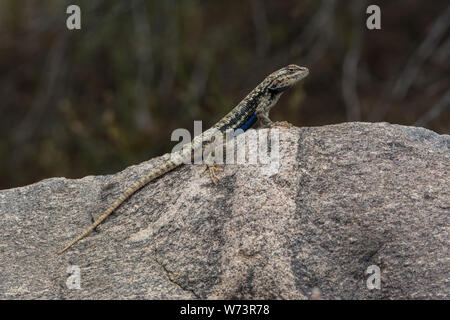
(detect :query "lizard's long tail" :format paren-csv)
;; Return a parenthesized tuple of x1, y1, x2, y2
(57, 159, 181, 254)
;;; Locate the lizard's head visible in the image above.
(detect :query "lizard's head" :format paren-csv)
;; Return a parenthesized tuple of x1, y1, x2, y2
(266, 64, 309, 94)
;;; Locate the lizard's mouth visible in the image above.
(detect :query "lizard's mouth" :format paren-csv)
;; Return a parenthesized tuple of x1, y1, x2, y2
(292, 66, 309, 79)
(268, 65, 309, 93)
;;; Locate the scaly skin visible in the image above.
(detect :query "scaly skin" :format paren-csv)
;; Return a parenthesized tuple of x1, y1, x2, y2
(57, 64, 309, 254)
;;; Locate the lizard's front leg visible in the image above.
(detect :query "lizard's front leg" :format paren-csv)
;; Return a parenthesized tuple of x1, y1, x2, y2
(255, 109, 293, 128)
(255, 108, 272, 127)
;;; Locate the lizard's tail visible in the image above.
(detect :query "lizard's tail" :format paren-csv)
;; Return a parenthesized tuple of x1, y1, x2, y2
(57, 160, 181, 255)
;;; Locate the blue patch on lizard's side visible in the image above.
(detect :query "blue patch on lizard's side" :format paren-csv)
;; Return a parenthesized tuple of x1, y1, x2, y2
(235, 113, 257, 136)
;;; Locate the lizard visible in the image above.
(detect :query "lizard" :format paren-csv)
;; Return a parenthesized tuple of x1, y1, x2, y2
(57, 64, 309, 254)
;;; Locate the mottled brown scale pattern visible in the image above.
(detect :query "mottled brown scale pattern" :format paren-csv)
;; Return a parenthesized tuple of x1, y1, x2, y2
(57, 64, 308, 254)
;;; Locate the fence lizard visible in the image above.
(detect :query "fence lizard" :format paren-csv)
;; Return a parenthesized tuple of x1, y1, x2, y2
(57, 64, 309, 254)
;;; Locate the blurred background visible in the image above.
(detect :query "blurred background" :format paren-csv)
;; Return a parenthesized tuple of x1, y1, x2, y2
(0, 0, 449, 189)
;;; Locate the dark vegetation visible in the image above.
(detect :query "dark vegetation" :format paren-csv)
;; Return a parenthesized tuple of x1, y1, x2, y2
(0, 0, 448, 189)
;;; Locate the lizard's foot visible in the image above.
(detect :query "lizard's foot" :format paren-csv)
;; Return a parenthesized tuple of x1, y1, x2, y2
(269, 121, 293, 128)
(200, 163, 224, 185)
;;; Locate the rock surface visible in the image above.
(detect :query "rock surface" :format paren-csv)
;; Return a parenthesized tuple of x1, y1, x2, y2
(0, 122, 448, 299)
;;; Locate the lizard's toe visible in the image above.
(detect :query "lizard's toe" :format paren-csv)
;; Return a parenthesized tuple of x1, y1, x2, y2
(201, 163, 223, 185)
(269, 121, 293, 128)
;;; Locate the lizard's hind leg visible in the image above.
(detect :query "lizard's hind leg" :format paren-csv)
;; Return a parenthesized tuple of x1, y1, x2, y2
(199, 134, 226, 185)
(200, 163, 223, 185)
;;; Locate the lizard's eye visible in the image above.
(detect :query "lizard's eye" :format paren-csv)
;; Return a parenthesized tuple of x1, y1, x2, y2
(287, 64, 300, 71)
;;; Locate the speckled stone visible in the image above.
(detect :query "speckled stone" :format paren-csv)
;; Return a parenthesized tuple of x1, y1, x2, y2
(0, 122, 448, 299)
